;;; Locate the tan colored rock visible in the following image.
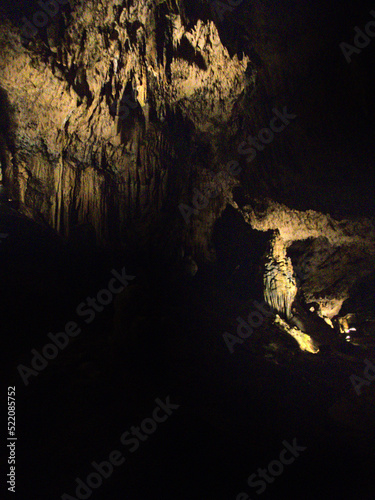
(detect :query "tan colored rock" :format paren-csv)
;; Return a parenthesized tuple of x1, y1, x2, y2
(274, 315, 320, 354)
(0, 1, 248, 249)
(263, 231, 297, 319)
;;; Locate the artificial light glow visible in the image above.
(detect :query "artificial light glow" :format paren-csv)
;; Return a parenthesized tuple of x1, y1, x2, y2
(274, 315, 320, 354)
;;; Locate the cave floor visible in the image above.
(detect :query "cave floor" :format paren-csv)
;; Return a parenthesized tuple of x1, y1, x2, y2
(3, 200, 375, 500)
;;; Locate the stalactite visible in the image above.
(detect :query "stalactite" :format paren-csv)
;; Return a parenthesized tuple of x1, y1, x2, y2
(0, 0, 247, 261)
(263, 231, 297, 319)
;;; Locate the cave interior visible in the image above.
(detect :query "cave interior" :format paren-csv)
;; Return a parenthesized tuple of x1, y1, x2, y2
(2, 0, 375, 498)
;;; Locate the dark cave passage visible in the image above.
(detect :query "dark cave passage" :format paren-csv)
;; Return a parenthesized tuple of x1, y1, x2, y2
(3, 212, 375, 500)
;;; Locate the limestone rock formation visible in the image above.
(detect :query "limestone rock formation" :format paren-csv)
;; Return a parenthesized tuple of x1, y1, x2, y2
(274, 315, 320, 354)
(0, 0, 375, 330)
(263, 230, 297, 319)
(236, 199, 375, 320)
(0, 0, 249, 254)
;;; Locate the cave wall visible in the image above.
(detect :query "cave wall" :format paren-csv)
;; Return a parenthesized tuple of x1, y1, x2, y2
(1, 0, 373, 249)
(0, 0, 375, 316)
(0, 0, 249, 258)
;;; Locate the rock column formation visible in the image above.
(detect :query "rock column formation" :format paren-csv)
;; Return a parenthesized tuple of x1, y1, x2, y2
(263, 230, 297, 319)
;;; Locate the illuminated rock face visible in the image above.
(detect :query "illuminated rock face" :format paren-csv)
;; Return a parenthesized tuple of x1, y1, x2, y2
(274, 315, 320, 354)
(263, 231, 297, 319)
(0, 0, 374, 319)
(234, 199, 375, 320)
(0, 0, 249, 251)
